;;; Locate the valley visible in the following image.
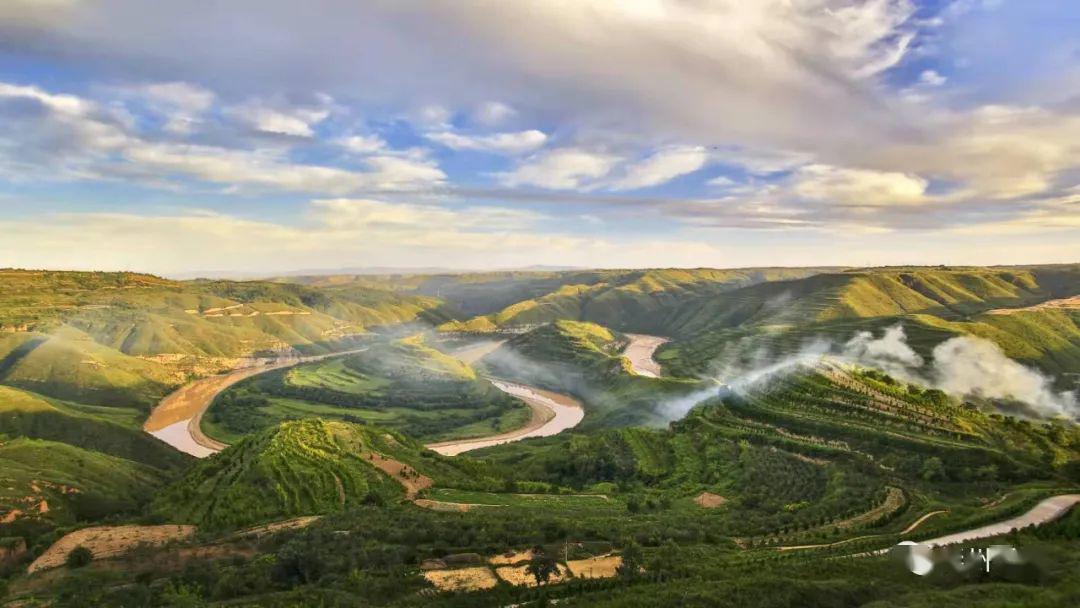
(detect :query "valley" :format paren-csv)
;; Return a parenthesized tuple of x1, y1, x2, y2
(1, 265, 1078, 608)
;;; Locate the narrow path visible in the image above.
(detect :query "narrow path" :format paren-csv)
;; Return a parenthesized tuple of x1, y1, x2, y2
(621, 333, 669, 378)
(901, 510, 947, 534)
(143, 348, 367, 457)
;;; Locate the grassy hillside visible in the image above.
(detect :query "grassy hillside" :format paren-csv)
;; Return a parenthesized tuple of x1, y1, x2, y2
(0, 438, 172, 531)
(202, 335, 530, 443)
(0, 269, 448, 359)
(155, 419, 495, 530)
(0, 386, 188, 470)
(659, 265, 1080, 379)
(0, 384, 189, 538)
(0, 328, 177, 410)
(436, 267, 834, 333)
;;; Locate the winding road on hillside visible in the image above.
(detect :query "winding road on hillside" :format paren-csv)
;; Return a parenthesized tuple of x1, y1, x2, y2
(622, 333, 669, 377)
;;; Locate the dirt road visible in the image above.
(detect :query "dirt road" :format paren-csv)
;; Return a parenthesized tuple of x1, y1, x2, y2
(621, 333, 669, 377)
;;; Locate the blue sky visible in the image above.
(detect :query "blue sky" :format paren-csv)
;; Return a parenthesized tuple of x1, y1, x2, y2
(0, 0, 1077, 275)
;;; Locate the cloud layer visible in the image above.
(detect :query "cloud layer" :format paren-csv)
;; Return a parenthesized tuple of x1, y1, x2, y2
(0, 1, 1077, 269)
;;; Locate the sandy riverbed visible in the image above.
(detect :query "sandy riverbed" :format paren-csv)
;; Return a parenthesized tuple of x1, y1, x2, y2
(426, 380, 584, 456)
(621, 333, 669, 377)
(143, 349, 366, 457)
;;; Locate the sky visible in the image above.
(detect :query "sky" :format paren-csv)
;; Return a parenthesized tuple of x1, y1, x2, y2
(0, 0, 1077, 275)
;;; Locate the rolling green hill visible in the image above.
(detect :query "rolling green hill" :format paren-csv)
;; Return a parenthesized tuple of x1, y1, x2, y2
(0, 386, 188, 471)
(0, 269, 449, 359)
(659, 265, 1080, 379)
(0, 328, 177, 410)
(0, 438, 173, 528)
(477, 362, 1080, 539)
(154, 419, 494, 530)
(0, 385, 188, 531)
(436, 267, 835, 333)
(202, 334, 530, 443)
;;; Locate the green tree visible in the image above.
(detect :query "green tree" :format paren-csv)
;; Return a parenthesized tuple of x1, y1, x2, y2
(648, 539, 679, 577)
(617, 541, 644, 578)
(65, 546, 93, 569)
(921, 456, 945, 481)
(525, 546, 559, 586)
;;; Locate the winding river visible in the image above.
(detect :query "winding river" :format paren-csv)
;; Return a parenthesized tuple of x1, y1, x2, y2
(622, 333, 669, 377)
(142, 337, 595, 458)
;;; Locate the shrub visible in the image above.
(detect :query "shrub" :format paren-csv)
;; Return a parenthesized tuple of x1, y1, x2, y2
(66, 546, 93, 569)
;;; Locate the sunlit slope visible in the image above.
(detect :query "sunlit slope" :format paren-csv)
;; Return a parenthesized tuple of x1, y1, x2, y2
(0, 385, 188, 527)
(422, 268, 833, 332)
(155, 419, 495, 530)
(661, 265, 1080, 378)
(0, 438, 172, 526)
(0, 269, 448, 358)
(0, 328, 177, 409)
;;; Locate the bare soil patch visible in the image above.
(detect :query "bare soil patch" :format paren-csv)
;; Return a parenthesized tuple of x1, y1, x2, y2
(987, 295, 1080, 315)
(566, 554, 622, 579)
(488, 549, 534, 566)
(694, 492, 728, 508)
(423, 566, 499, 592)
(495, 563, 569, 587)
(28, 524, 195, 573)
(366, 452, 432, 500)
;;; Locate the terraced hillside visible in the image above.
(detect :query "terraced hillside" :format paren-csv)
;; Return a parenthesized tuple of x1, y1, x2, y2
(153, 419, 498, 530)
(202, 335, 530, 443)
(659, 265, 1080, 379)
(477, 362, 1080, 541)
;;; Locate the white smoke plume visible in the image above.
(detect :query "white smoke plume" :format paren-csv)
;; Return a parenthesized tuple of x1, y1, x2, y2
(931, 336, 1077, 418)
(656, 324, 1078, 422)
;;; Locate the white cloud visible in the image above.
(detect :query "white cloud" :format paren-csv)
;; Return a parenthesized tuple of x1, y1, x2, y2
(338, 134, 387, 154)
(472, 101, 516, 126)
(0, 81, 443, 193)
(918, 69, 947, 87)
(497, 148, 619, 189)
(124, 81, 215, 134)
(235, 103, 330, 137)
(0, 0, 928, 150)
(606, 146, 708, 190)
(791, 164, 929, 206)
(426, 129, 547, 154)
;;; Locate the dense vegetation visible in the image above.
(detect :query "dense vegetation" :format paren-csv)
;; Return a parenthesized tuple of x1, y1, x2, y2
(0, 265, 1078, 607)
